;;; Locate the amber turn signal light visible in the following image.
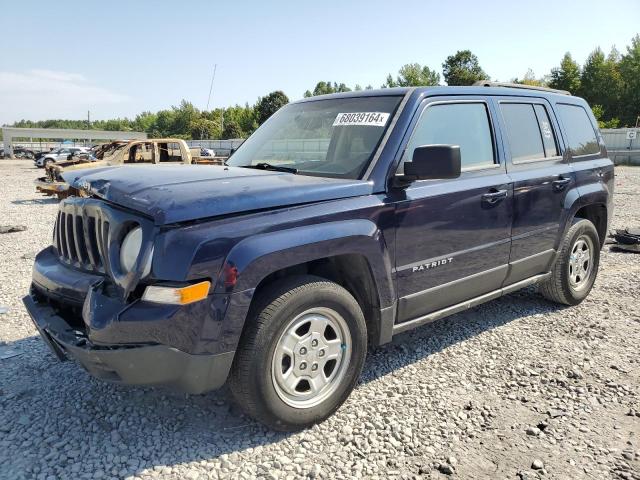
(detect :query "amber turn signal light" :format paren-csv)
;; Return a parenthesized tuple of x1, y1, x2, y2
(142, 281, 211, 305)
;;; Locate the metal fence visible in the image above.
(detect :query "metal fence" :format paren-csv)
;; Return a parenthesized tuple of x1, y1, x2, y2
(187, 139, 244, 156)
(602, 128, 640, 165)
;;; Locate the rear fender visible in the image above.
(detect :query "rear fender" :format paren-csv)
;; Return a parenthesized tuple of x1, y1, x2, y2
(559, 182, 610, 248)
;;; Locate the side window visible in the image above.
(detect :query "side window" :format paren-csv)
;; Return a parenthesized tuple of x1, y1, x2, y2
(557, 104, 599, 156)
(403, 102, 495, 170)
(533, 104, 559, 157)
(500, 103, 545, 162)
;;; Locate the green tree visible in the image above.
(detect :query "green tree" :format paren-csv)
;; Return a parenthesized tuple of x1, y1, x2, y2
(171, 100, 200, 137)
(222, 119, 243, 139)
(442, 50, 489, 86)
(304, 81, 352, 97)
(383, 63, 440, 87)
(189, 117, 219, 140)
(222, 104, 257, 135)
(591, 104, 620, 129)
(549, 52, 581, 94)
(513, 69, 547, 86)
(255, 91, 289, 125)
(620, 34, 640, 126)
(579, 47, 622, 122)
(154, 109, 177, 137)
(132, 111, 157, 134)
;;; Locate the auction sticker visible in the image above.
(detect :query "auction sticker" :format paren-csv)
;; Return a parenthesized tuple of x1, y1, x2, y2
(333, 112, 390, 127)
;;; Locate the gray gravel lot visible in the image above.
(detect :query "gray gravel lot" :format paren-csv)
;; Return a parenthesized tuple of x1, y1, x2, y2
(0, 160, 639, 480)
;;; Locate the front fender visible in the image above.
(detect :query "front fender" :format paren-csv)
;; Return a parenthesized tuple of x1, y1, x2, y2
(215, 219, 395, 308)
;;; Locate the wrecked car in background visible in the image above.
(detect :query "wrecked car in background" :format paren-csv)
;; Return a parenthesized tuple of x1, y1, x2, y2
(34, 139, 195, 199)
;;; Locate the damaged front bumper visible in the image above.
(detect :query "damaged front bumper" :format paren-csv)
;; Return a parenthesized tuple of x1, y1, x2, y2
(22, 288, 235, 394)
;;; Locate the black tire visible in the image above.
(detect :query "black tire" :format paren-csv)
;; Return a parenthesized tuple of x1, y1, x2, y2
(539, 218, 600, 305)
(229, 275, 367, 431)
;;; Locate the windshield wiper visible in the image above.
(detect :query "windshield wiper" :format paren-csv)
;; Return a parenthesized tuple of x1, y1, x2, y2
(243, 162, 298, 174)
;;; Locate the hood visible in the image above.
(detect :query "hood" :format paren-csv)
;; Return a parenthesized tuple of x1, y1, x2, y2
(63, 164, 373, 225)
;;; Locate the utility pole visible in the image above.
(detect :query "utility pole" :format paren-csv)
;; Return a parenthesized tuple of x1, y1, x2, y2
(204, 64, 218, 140)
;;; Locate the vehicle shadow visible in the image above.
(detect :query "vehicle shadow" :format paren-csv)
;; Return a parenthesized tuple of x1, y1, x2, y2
(11, 198, 59, 205)
(0, 288, 565, 477)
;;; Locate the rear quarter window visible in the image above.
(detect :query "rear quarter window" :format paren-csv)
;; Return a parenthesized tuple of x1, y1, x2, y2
(557, 104, 600, 156)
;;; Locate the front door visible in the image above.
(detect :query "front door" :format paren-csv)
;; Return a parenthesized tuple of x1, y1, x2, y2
(393, 97, 513, 323)
(494, 98, 574, 285)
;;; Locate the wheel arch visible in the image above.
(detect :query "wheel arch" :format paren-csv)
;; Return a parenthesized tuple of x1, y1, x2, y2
(562, 184, 610, 249)
(217, 220, 396, 346)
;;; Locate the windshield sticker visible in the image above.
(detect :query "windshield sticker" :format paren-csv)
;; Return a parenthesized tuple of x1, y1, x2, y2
(540, 121, 553, 139)
(333, 112, 390, 127)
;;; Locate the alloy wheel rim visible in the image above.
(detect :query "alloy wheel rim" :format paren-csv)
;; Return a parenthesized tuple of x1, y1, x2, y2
(568, 234, 594, 290)
(271, 307, 351, 409)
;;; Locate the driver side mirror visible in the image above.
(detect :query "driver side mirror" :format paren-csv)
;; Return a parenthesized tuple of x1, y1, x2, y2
(399, 145, 461, 183)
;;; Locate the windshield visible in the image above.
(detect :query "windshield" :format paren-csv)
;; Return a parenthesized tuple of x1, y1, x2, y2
(227, 95, 402, 179)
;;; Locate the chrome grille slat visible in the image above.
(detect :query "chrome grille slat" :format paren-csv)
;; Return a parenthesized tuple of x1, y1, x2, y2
(95, 218, 105, 263)
(73, 216, 86, 265)
(54, 211, 62, 253)
(59, 212, 69, 259)
(84, 216, 99, 268)
(55, 203, 107, 273)
(101, 220, 110, 272)
(65, 213, 76, 262)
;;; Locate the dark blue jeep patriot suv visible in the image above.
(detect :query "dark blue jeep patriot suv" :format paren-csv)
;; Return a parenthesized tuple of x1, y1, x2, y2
(24, 83, 613, 430)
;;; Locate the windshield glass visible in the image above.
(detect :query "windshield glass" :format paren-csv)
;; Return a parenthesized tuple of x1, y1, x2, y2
(227, 95, 402, 179)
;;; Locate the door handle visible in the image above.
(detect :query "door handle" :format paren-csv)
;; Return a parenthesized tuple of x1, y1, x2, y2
(552, 177, 571, 191)
(481, 189, 508, 205)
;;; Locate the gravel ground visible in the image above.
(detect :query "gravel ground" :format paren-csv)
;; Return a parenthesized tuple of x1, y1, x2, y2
(0, 159, 639, 480)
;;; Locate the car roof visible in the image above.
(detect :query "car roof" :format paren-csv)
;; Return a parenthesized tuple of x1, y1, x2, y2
(293, 85, 580, 104)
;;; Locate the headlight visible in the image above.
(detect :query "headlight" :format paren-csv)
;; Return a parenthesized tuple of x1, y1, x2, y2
(120, 226, 152, 277)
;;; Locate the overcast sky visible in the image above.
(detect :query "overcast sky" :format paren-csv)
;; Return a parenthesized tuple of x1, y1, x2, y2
(1, 0, 638, 125)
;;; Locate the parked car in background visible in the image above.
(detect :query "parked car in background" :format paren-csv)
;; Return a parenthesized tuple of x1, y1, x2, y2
(35, 139, 193, 198)
(24, 84, 613, 430)
(35, 147, 90, 167)
(13, 147, 36, 159)
(1, 147, 36, 159)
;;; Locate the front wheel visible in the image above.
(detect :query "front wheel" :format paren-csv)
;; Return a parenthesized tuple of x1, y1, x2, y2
(229, 275, 367, 431)
(539, 218, 600, 305)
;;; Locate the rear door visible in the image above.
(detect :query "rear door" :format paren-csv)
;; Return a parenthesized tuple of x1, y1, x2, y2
(494, 97, 573, 285)
(393, 97, 513, 323)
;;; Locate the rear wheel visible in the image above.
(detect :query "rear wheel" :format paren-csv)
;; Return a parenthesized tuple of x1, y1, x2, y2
(539, 218, 600, 305)
(229, 275, 367, 431)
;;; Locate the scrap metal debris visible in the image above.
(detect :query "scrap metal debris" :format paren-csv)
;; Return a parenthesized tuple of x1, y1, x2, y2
(609, 227, 640, 253)
(0, 225, 27, 234)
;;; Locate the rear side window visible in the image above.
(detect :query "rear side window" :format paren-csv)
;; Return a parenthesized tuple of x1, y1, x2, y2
(533, 105, 558, 157)
(403, 102, 495, 170)
(500, 104, 545, 161)
(557, 104, 599, 156)
(500, 103, 559, 162)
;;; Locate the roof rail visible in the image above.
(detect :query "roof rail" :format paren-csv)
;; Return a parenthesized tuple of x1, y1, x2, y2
(473, 81, 571, 96)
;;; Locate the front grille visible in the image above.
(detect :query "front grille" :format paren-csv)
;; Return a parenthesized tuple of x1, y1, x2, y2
(54, 206, 109, 273)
